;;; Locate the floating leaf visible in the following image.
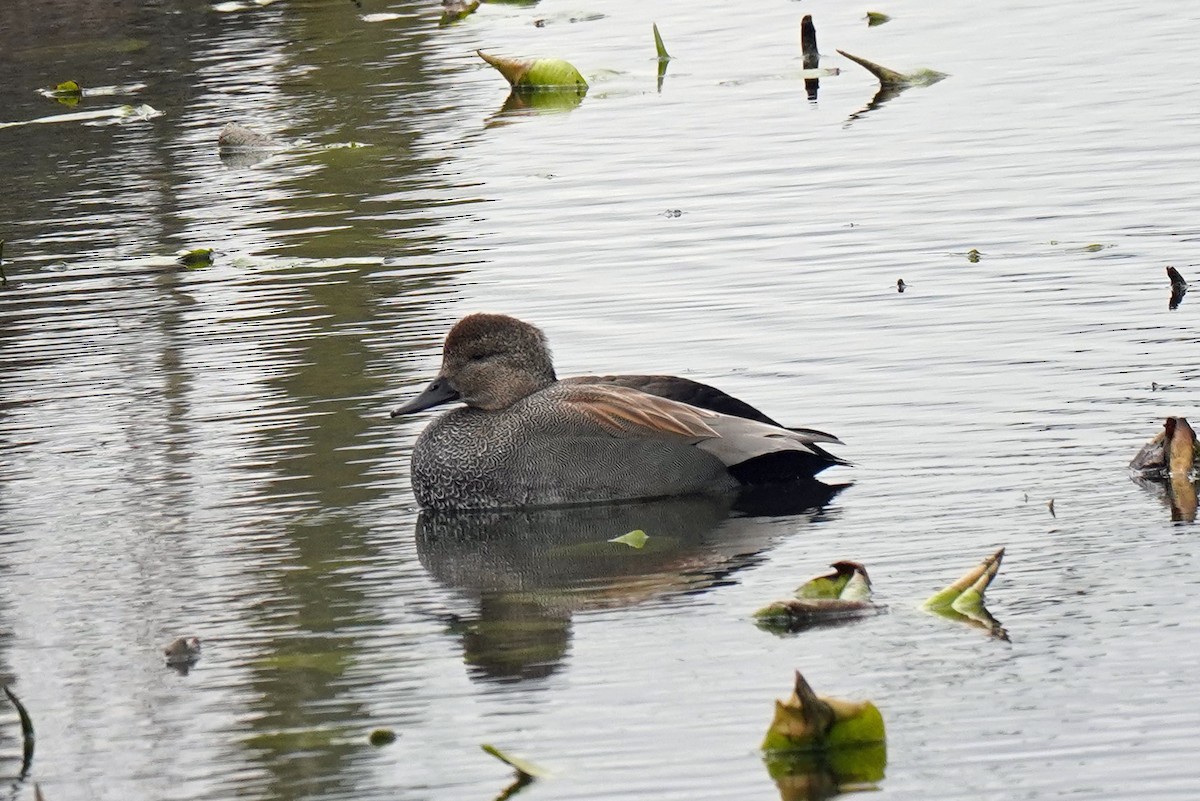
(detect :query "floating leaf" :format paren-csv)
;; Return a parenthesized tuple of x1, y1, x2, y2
(923, 548, 1007, 639)
(440, 0, 480, 25)
(54, 80, 82, 95)
(478, 50, 588, 91)
(481, 743, 551, 779)
(0, 104, 162, 130)
(176, 248, 214, 268)
(755, 562, 883, 633)
(836, 49, 946, 88)
(761, 671, 885, 755)
(608, 529, 648, 549)
(866, 11, 891, 26)
(369, 728, 397, 746)
(652, 23, 670, 61)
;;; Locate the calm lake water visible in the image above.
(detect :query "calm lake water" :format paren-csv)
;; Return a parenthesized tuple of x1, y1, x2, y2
(1, 0, 1198, 799)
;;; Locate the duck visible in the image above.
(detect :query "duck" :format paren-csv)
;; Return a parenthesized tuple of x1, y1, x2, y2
(391, 313, 846, 510)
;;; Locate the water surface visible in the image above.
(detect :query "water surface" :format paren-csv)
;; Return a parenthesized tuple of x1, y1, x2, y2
(1, 0, 1199, 799)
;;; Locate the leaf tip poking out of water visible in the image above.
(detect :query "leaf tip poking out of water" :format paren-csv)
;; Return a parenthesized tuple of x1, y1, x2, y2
(176, 248, 214, 268)
(653, 23, 671, 61)
(482, 743, 551, 779)
(477, 50, 588, 92)
(866, 11, 891, 26)
(922, 548, 1008, 639)
(609, 529, 648, 549)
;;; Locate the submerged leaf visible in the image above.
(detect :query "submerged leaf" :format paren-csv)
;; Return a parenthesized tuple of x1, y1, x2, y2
(608, 529, 648, 549)
(478, 50, 588, 91)
(482, 743, 551, 779)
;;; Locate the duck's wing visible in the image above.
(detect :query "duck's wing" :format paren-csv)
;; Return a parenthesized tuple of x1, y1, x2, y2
(558, 383, 722, 442)
(566, 374, 843, 444)
(567, 374, 784, 426)
(558, 383, 839, 467)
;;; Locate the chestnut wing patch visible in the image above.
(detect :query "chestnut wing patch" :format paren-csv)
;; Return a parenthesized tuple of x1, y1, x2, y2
(562, 384, 721, 440)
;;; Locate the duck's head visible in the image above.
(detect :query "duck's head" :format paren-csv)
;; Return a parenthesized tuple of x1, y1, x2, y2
(391, 313, 558, 416)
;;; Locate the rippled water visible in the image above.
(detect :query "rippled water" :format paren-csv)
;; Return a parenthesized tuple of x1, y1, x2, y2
(1, 0, 1199, 799)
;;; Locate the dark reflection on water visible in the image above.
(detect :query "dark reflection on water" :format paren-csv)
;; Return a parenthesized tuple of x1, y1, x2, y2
(418, 489, 842, 684)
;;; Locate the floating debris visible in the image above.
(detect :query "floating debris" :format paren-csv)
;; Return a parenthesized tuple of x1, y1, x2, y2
(483, 743, 549, 799)
(967, 248, 982, 263)
(0, 104, 162, 130)
(369, 728, 397, 746)
(836, 49, 946, 88)
(761, 671, 886, 785)
(608, 529, 648, 549)
(2, 684, 35, 777)
(896, 279, 906, 293)
(1167, 266, 1188, 310)
(477, 50, 588, 92)
(866, 11, 891, 27)
(164, 636, 202, 666)
(440, 0, 480, 25)
(176, 248, 214, 269)
(1047, 498, 1055, 518)
(755, 561, 885, 633)
(922, 548, 1007, 639)
(1130, 417, 1198, 522)
(218, 122, 279, 151)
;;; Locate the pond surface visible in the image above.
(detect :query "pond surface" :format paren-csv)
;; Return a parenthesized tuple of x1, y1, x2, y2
(1, 0, 1199, 799)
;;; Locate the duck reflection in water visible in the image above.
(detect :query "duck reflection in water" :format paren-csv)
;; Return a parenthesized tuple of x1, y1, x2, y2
(417, 484, 845, 683)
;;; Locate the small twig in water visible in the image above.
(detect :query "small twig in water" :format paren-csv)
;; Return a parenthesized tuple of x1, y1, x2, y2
(2, 684, 35, 777)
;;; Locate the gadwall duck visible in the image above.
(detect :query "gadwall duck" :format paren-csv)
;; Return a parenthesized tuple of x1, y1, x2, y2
(391, 313, 846, 510)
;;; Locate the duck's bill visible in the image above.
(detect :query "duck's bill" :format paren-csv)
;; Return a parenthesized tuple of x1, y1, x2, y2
(391, 378, 461, 417)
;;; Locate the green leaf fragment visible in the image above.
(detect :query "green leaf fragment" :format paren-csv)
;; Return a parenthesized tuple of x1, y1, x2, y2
(967, 248, 982, 262)
(653, 23, 671, 61)
(478, 50, 588, 91)
(176, 248, 214, 268)
(54, 80, 83, 95)
(761, 671, 885, 753)
(481, 744, 551, 779)
(866, 12, 891, 26)
(837, 49, 946, 88)
(440, 0, 480, 25)
(608, 529, 648, 549)
(922, 548, 1003, 612)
